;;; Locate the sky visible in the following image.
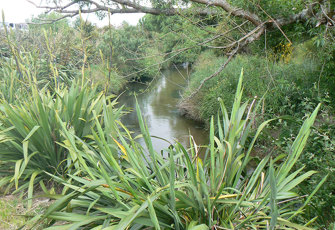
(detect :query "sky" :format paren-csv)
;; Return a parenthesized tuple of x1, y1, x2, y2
(0, 0, 144, 26)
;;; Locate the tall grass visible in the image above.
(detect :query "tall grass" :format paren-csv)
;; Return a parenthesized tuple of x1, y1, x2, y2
(30, 71, 325, 229)
(0, 24, 76, 103)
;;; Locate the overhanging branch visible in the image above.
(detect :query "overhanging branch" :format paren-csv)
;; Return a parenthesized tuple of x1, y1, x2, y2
(27, 0, 331, 30)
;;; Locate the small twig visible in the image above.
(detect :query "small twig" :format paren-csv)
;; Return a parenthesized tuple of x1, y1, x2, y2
(320, 4, 335, 25)
(173, 63, 186, 81)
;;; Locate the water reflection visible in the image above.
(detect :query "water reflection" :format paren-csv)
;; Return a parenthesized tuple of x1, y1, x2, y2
(118, 68, 209, 152)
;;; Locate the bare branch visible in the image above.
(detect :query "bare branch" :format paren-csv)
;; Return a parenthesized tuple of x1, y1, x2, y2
(26, 0, 220, 19)
(27, 13, 78, 25)
(25, 0, 260, 29)
(125, 21, 249, 62)
(256, 4, 292, 44)
(186, 48, 237, 100)
(274, 3, 318, 27)
(190, 0, 262, 26)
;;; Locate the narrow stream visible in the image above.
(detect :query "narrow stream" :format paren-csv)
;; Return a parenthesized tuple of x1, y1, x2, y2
(118, 68, 209, 152)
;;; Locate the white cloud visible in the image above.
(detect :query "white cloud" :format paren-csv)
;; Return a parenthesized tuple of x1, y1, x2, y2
(1, 0, 44, 23)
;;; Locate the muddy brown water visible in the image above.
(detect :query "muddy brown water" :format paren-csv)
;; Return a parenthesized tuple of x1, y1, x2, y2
(118, 68, 209, 153)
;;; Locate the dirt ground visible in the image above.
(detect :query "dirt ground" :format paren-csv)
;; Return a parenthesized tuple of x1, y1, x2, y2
(0, 194, 51, 230)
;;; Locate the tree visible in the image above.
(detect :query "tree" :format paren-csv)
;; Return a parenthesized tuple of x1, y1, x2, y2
(27, 0, 335, 96)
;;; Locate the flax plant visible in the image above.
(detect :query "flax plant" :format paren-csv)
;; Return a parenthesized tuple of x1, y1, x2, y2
(0, 81, 118, 209)
(30, 70, 326, 229)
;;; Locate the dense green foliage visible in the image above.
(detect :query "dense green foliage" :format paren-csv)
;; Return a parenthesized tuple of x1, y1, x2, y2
(141, 14, 207, 66)
(99, 22, 163, 80)
(0, 0, 335, 227)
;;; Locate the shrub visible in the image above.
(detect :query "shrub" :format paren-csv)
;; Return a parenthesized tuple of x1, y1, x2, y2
(84, 64, 127, 93)
(182, 50, 320, 122)
(273, 104, 335, 228)
(136, 47, 164, 80)
(99, 23, 162, 81)
(298, 119, 335, 227)
(141, 14, 205, 66)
